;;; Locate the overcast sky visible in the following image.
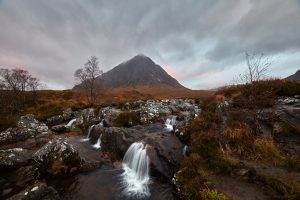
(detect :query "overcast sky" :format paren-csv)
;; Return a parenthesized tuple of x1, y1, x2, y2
(0, 0, 300, 90)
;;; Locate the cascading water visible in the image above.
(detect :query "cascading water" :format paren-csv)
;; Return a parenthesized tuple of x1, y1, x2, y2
(183, 145, 188, 156)
(93, 134, 102, 149)
(121, 142, 151, 198)
(66, 119, 76, 128)
(165, 116, 177, 131)
(81, 125, 95, 142)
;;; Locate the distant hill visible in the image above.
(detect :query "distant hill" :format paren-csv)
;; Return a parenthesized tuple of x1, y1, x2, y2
(286, 69, 300, 81)
(74, 55, 185, 90)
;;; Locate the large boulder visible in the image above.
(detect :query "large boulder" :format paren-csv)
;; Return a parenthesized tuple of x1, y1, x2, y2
(46, 115, 63, 126)
(144, 132, 184, 179)
(0, 148, 32, 168)
(0, 115, 50, 145)
(33, 137, 83, 175)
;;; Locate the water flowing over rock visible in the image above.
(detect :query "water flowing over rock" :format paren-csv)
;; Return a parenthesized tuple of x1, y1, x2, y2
(165, 115, 177, 131)
(121, 142, 150, 198)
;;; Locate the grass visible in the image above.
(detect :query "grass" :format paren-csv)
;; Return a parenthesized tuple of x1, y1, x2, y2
(200, 189, 229, 200)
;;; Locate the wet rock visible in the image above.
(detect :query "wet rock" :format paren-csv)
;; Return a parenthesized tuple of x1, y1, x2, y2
(10, 165, 38, 187)
(33, 137, 83, 175)
(46, 115, 63, 126)
(144, 132, 184, 179)
(81, 108, 96, 124)
(62, 108, 73, 121)
(0, 148, 32, 168)
(234, 169, 249, 176)
(99, 107, 122, 127)
(91, 125, 144, 158)
(0, 114, 51, 145)
(7, 182, 60, 200)
(51, 124, 68, 133)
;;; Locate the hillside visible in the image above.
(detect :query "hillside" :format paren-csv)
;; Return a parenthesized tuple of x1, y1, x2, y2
(286, 69, 300, 81)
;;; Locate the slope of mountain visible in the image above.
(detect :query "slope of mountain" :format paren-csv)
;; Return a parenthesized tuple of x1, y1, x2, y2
(286, 69, 300, 81)
(74, 55, 185, 90)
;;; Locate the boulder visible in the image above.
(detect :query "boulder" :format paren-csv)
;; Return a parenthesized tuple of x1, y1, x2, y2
(33, 137, 83, 175)
(144, 132, 184, 179)
(62, 108, 73, 121)
(0, 114, 50, 145)
(0, 148, 32, 168)
(51, 124, 68, 133)
(46, 115, 63, 126)
(7, 182, 60, 200)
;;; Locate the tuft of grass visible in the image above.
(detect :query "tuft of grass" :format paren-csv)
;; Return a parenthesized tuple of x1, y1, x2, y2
(252, 173, 300, 198)
(200, 189, 229, 200)
(282, 156, 300, 172)
(253, 137, 282, 163)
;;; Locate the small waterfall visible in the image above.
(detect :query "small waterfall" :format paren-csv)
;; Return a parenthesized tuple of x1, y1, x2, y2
(93, 134, 102, 149)
(183, 145, 188, 156)
(121, 142, 150, 198)
(81, 125, 95, 142)
(165, 116, 177, 131)
(66, 119, 76, 128)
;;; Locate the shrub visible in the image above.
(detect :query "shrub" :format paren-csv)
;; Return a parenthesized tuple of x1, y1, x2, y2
(200, 189, 229, 200)
(113, 111, 141, 127)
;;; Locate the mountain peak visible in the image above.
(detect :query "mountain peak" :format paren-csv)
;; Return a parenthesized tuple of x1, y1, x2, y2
(74, 55, 185, 90)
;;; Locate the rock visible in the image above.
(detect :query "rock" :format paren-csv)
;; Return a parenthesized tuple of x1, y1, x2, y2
(81, 108, 95, 124)
(90, 125, 144, 158)
(7, 182, 60, 200)
(62, 108, 73, 121)
(0, 148, 32, 168)
(144, 132, 184, 179)
(46, 115, 63, 126)
(0, 114, 51, 145)
(51, 124, 67, 133)
(33, 137, 83, 175)
(234, 169, 249, 176)
(99, 107, 122, 127)
(10, 165, 38, 187)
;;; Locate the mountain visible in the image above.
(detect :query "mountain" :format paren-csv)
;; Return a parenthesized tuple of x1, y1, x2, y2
(74, 55, 185, 90)
(286, 69, 300, 81)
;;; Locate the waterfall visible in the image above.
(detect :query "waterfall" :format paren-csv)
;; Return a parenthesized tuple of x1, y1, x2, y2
(121, 142, 150, 198)
(81, 125, 95, 142)
(66, 119, 76, 128)
(93, 134, 102, 149)
(165, 116, 177, 131)
(183, 145, 188, 156)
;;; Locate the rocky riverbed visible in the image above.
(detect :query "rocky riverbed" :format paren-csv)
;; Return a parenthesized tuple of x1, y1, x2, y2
(0, 99, 199, 200)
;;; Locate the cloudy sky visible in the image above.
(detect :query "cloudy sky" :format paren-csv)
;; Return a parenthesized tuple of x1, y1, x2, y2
(0, 0, 300, 90)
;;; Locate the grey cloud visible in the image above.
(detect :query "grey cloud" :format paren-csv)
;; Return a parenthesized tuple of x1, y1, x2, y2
(0, 0, 299, 89)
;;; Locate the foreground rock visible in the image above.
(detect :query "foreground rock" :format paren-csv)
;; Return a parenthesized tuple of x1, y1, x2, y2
(0, 114, 50, 145)
(8, 182, 60, 200)
(0, 148, 32, 168)
(33, 137, 83, 175)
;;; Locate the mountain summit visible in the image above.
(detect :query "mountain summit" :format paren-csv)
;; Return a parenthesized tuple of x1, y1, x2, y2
(74, 55, 185, 90)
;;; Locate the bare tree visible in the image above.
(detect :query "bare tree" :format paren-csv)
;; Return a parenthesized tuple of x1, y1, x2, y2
(74, 56, 103, 105)
(0, 68, 40, 111)
(240, 52, 271, 84)
(235, 52, 274, 135)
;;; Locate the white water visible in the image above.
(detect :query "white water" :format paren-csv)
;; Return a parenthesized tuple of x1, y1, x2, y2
(66, 119, 76, 128)
(81, 125, 95, 142)
(121, 142, 150, 198)
(93, 134, 102, 149)
(165, 116, 177, 131)
(183, 145, 188, 156)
